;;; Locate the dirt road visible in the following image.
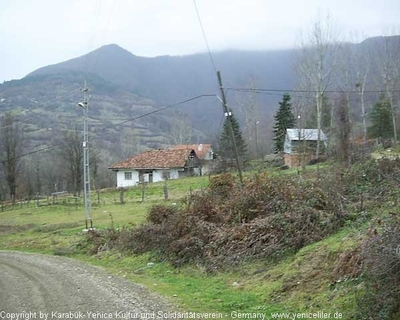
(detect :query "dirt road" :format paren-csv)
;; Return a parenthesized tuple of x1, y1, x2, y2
(0, 251, 173, 318)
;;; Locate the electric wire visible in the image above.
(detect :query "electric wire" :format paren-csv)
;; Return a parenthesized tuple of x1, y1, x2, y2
(87, 0, 117, 73)
(83, 0, 103, 76)
(226, 87, 400, 94)
(0, 94, 218, 164)
(193, 0, 218, 75)
(0, 89, 81, 131)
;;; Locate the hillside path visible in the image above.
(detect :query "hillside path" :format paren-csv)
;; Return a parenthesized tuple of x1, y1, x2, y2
(0, 251, 173, 318)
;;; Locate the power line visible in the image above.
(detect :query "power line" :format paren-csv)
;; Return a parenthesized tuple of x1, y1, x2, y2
(0, 144, 60, 165)
(226, 87, 400, 94)
(0, 89, 81, 131)
(193, 0, 218, 74)
(228, 88, 371, 104)
(0, 93, 218, 164)
(87, 0, 117, 74)
(84, 0, 103, 76)
(105, 94, 217, 128)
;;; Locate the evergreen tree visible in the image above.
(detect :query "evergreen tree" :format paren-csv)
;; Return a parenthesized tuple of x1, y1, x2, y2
(273, 93, 295, 153)
(368, 96, 393, 140)
(306, 94, 331, 130)
(219, 111, 247, 162)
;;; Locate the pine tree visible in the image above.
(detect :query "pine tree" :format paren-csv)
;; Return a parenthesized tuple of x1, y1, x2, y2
(273, 93, 295, 153)
(219, 111, 247, 162)
(306, 94, 331, 131)
(368, 96, 393, 140)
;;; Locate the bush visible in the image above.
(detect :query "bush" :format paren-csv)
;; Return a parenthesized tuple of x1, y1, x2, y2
(209, 173, 235, 198)
(147, 204, 179, 224)
(356, 218, 400, 319)
(122, 171, 346, 270)
(86, 158, 400, 270)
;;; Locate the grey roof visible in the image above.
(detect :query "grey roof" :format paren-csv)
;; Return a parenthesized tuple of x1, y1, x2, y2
(286, 128, 327, 141)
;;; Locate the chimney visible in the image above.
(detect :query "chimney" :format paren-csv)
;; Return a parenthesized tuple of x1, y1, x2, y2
(198, 144, 203, 151)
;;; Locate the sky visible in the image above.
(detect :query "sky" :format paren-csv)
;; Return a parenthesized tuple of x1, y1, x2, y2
(1, 0, 399, 82)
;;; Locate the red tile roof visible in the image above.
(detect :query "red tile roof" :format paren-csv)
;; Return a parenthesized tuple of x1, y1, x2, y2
(170, 144, 211, 160)
(109, 148, 195, 170)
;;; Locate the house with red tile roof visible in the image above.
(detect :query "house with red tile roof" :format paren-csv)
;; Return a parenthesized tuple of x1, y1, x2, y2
(170, 144, 213, 160)
(170, 144, 214, 174)
(109, 148, 199, 188)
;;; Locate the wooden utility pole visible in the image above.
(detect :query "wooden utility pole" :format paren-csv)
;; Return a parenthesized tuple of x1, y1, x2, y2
(217, 71, 243, 185)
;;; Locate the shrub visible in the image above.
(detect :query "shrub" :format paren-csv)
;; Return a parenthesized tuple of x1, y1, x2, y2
(147, 204, 179, 224)
(123, 171, 346, 270)
(356, 218, 400, 319)
(209, 173, 235, 198)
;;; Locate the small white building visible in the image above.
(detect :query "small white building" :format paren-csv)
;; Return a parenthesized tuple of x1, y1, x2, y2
(284, 128, 327, 167)
(109, 148, 199, 188)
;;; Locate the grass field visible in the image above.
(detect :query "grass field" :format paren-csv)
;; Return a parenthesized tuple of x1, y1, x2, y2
(0, 169, 367, 318)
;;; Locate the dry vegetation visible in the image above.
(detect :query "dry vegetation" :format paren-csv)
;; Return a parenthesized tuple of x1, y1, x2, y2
(86, 169, 347, 269)
(80, 157, 400, 317)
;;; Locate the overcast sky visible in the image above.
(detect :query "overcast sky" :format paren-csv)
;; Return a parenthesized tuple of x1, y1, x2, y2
(1, 0, 399, 82)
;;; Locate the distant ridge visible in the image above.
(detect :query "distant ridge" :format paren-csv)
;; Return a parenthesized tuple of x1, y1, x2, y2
(4, 34, 400, 155)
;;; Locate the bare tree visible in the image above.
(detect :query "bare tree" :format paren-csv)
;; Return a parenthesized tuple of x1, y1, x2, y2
(336, 43, 353, 122)
(236, 78, 258, 158)
(296, 15, 341, 163)
(336, 94, 352, 165)
(42, 152, 64, 194)
(90, 144, 101, 190)
(352, 35, 372, 149)
(118, 132, 141, 159)
(58, 126, 83, 196)
(373, 32, 400, 145)
(334, 35, 371, 159)
(0, 114, 24, 203)
(169, 114, 193, 145)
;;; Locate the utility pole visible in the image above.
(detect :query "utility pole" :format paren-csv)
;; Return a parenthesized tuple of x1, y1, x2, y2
(217, 71, 243, 185)
(255, 120, 260, 160)
(78, 80, 93, 230)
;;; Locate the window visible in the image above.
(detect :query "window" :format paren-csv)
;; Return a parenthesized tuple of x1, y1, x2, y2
(124, 172, 132, 180)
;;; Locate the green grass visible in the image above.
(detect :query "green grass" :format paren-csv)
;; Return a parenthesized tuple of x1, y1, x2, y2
(0, 223, 362, 317)
(0, 169, 373, 318)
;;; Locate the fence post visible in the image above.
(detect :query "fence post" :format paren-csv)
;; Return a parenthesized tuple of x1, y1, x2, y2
(120, 188, 125, 204)
(97, 190, 100, 207)
(164, 180, 169, 201)
(141, 183, 146, 203)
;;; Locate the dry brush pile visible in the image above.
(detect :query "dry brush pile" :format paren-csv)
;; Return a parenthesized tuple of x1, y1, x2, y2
(82, 158, 400, 317)
(120, 170, 348, 269)
(86, 158, 400, 273)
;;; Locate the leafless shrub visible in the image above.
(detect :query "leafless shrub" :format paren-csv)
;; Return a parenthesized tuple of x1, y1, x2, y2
(333, 246, 362, 280)
(356, 218, 400, 319)
(122, 171, 346, 270)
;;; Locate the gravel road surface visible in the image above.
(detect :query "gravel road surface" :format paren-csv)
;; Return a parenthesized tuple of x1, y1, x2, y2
(0, 251, 174, 319)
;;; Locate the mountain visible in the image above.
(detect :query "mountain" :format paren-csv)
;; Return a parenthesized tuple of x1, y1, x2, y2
(0, 71, 193, 163)
(2, 35, 400, 161)
(26, 44, 296, 133)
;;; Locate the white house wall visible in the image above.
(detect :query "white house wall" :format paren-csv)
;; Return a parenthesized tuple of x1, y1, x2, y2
(152, 170, 163, 182)
(116, 170, 139, 188)
(204, 149, 214, 160)
(153, 169, 180, 181)
(284, 136, 292, 154)
(116, 169, 181, 188)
